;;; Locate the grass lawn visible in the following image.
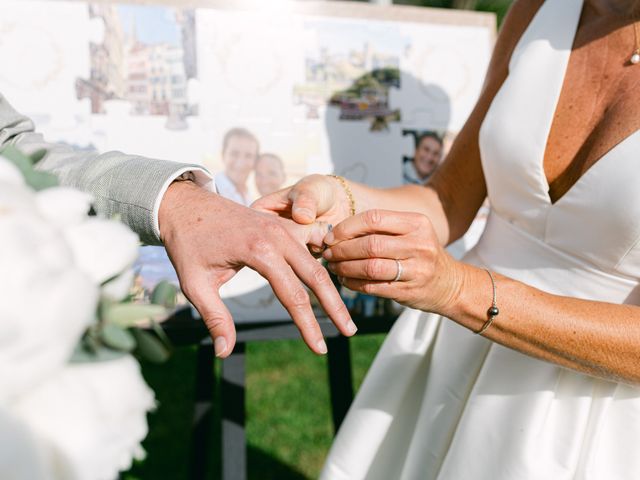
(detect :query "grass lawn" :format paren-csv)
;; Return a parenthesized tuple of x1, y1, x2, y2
(123, 333, 387, 480)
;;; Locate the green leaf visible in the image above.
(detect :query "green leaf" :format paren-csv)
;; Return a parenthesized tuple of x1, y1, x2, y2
(151, 280, 177, 308)
(149, 318, 173, 352)
(29, 149, 47, 164)
(0, 145, 57, 190)
(0, 145, 33, 174)
(84, 326, 102, 353)
(101, 324, 136, 352)
(102, 303, 166, 328)
(132, 329, 170, 363)
(70, 342, 127, 363)
(24, 169, 58, 191)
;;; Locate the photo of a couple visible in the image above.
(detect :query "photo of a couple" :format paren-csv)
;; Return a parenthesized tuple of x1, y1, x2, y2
(215, 127, 287, 206)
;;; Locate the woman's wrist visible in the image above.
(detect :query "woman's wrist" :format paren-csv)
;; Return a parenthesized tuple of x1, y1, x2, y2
(428, 257, 467, 318)
(327, 174, 356, 216)
(444, 263, 505, 334)
(326, 175, 361, 221)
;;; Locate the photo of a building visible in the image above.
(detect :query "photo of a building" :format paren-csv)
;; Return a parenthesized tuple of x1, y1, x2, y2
(76, 4, 197, 124)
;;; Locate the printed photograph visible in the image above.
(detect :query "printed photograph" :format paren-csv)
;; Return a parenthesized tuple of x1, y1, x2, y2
(401, 129, 445, 185)
(76, 4, 197, 127)
(213, 126, 291, 206)
(293, 19, 404, 126)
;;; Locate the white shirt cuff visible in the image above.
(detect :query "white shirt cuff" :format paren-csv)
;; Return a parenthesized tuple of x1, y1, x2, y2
(152, 167, 216, 238)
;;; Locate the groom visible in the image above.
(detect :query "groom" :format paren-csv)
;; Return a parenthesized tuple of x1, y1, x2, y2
(0, 92, 356, 358)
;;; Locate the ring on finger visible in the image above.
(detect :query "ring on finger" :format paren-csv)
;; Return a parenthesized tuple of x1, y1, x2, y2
(393, 259, 403, 282)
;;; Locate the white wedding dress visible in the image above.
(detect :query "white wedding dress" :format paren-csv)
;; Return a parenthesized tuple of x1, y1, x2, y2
(320, 1, 640, 479)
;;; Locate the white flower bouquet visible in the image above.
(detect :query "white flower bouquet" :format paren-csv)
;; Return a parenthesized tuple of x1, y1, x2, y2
(0, 146, 176, 480)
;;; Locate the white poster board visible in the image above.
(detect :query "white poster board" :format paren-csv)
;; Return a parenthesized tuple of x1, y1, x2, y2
(0, 0, 494, 317)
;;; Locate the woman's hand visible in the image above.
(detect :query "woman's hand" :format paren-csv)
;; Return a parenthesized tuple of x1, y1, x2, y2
(252, 174, 354, 229)
(323, 209, 467, 315)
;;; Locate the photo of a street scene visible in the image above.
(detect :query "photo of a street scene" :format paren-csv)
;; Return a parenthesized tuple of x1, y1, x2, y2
(293, 19, 404, 128)
(76, 4, 197, 124)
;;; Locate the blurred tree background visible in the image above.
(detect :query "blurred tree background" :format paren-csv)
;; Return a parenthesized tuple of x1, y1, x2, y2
(348, 0, 514, 24)
(395, 0, 513, 23)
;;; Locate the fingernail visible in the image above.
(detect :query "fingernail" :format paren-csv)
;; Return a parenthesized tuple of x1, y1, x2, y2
(323, 248, 333, 260)
(346, 320, 358, 335)
(317, 339, 328, 354)
(325, 231, 335, 245)
(214, 337, 228, 357)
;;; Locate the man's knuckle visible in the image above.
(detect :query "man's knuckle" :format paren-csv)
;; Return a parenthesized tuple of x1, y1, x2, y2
(312, 264, 331, 285)
(249, 237, 272, 257)
(264, 221, 286, 238)
(291, 288, 310, 308)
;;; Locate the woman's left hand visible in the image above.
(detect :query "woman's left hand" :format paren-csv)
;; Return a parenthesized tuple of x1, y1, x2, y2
(323, 209, 467, 315)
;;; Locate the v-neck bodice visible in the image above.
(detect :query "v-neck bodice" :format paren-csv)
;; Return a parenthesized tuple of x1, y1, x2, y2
(478, 0, 640, 281)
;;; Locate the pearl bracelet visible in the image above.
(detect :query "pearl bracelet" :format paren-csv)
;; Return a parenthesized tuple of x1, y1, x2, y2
(475, 269, 499, 335)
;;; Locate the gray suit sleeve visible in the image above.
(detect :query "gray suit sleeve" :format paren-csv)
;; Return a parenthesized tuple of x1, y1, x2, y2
(0, 92, 210, 245)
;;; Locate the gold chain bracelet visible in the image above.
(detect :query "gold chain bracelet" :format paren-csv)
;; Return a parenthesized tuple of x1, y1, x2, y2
(327, 174, 356, 217)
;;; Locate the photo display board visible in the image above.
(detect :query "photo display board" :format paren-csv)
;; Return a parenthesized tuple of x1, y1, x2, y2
(0, 0, 494, 317)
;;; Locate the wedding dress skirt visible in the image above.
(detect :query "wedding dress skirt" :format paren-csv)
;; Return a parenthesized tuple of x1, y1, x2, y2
(321, 0, 640, 478)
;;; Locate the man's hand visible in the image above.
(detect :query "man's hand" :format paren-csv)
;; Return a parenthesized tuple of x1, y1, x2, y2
(158, 181, 356, 358)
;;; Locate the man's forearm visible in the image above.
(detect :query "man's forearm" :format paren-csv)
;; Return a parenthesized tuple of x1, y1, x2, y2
(0, 92, 212, 244)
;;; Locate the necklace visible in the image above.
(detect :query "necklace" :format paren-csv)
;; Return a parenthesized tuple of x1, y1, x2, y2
(632, 21, 640, 64)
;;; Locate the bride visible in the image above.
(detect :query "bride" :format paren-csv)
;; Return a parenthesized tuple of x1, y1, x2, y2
(254, 0, 640, 478)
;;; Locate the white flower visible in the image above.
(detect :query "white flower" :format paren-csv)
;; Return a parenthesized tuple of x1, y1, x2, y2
(0, 405, 56, 480)
(35, 187, 93, 228)
(0, 154, 154, 480)
(101, 268, 135, 302)
(9, 356, 155, 480)
(64, 218, 140, 284)
(0, 156, 25, 186)
(0, 182, 37, 217)
(0, 213, 98, 402)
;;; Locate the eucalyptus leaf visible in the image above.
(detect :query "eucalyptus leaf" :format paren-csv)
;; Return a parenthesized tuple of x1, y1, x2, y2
(0, 145, 57, 190)
(132, 329, 170, 363)
(84, 327, 102, 353)
(103, 303, 166, 328)
(99, 298, 113, 322)
(70, 342, 127, 363)
(29, 149, 47, 164)
(0, 145, 33, 174)
(149, 319, 173, 352)
(101, 324, 136, 352)
(24, 169, 58, 190)
(151, 280, 177, 308)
